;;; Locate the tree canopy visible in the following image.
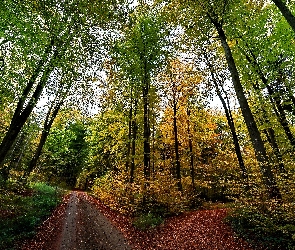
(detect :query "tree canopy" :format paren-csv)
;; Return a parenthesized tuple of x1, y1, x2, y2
(1, 1, 295, 248)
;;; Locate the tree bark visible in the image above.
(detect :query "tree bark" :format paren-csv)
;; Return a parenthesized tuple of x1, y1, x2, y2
(173, 88, 182, 191)
(242, 46, 295, 148)
(125, 101, 133, 173)
(130, 100, 138, 183)
(24, 101, 62, 179)
(263, 127, 285, 173)
(0, 42, 57, 168)
(215, 83, 248, 180)
(142, 64, 151, 181)
(151, 118, 155, 177)
(272, 0, 295, 34)
(186, 106, 195, 191)
(211, 19, 281, 199)
(204, 51, 249, 181)
(266, 84, 295, 147)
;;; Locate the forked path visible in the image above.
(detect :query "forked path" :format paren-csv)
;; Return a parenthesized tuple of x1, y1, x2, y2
(22, 191, 252, 250)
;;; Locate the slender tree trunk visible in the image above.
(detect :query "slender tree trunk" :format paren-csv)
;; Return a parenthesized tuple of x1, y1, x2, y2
(143, 71, 151, 181)
(126, 102, 133, 173)
(246, 81, 286, 173)
(24, 102, 62, 179)
(247, 80, 286, 173)
(151, 119, 155, 177)
(9, 130, 32, 170)
(241, 44, 295, 148)
(130, 100, 138, 183)
(266, 85, 295, 147)
(212, 19, 281, 199)
(130, 119, 138, 183)
(0, 45, 57, 168)
(204, 51, 248, 181)
(272, 0, 295, 33)
(263, 128, 285, 173)
(186, 106, 195, 191)
(1, 131, 27, 182)
(173, 94, 182, 191)
(216, 85, 248, 180)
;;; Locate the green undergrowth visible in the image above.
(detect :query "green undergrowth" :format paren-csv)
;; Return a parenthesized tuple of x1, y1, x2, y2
(0, 181, 64, 250)
(226, 201, 295, 250)
(133, 212, 164, 230)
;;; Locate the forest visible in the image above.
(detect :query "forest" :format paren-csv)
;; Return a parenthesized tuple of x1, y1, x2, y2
(1, 0, 295, 249)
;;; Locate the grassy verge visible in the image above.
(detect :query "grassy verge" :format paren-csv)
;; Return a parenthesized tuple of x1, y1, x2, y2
(0, 182, 64, 250)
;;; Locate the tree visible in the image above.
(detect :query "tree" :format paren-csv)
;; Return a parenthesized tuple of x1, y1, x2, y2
(158, 59, 202, 191)
(23, 77, 70, 179)
(271, 0, 295, 33)
(203, 50, 249, 182)
(0, 0, 121, 167)
(113, 7, 169, 183)
(40, 109, 88, 187)
(165, 0, 281, 198)
(208, 4, 280, 199)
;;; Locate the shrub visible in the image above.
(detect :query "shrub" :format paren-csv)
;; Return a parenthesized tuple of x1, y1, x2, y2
(226, 201, 295, 250)
(133, 212, 164, 230)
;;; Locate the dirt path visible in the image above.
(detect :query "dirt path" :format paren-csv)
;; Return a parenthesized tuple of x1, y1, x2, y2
(21, 191, 131, 250)
(21, 191, 253, 250)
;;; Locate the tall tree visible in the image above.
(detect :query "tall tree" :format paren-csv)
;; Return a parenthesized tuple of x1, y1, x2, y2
(0, 0, 121, 167)
(23, 76, 71, 179)
(113, 7, 169, 183)
(203, 50, 249, 181)
(166, 0, 281, 198)
(271, 0, 295, 33)
(158, 59, 202, 191)
(209, 13, 280, 199)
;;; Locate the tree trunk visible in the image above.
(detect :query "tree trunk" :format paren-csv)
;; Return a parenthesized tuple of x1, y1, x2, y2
(216, 85, 248, 180)
(173, 94, 182, 191)
(143, 70, 151, 181)
(130, 100, 138, 183)
(125, 102, 133, 173)
(263, 128, 285, 173)
(0, 40, 55, 168)
(0, 58, 57, 168)
(24, 102, 62, 179)
(266, 84, 295, 147)
(151, 117, 155, 177)
(272, 0, 295, 34)
(241, 44, 295, 148)
(246, 80, 286, 173)
(204, 51, 249, 181)
(186, 106, 195, 191)
(212, 20, 281, 199)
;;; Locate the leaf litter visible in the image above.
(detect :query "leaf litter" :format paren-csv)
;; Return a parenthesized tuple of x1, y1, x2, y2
(21, 191, 253, 250)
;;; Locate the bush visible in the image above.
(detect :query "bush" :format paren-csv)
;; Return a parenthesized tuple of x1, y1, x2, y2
(226, 202, 295, 250)
(133, 212, 164, 230)
(92, 170, 193, 216)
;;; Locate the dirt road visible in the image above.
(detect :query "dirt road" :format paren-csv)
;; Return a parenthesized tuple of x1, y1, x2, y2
(22, 191, 131, 250)
(21, 191, 252, 250)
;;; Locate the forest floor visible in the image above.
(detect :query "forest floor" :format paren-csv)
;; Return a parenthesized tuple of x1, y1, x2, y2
(20, 191, 253, 250)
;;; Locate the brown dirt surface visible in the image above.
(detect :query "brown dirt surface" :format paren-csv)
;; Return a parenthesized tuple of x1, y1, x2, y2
(20, 191, 253, 250)
(20, 191, 131, 250)
(87, 199, 253, 250)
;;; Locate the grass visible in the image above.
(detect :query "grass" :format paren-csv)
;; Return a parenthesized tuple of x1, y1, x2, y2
(0, 181, 64, 250)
